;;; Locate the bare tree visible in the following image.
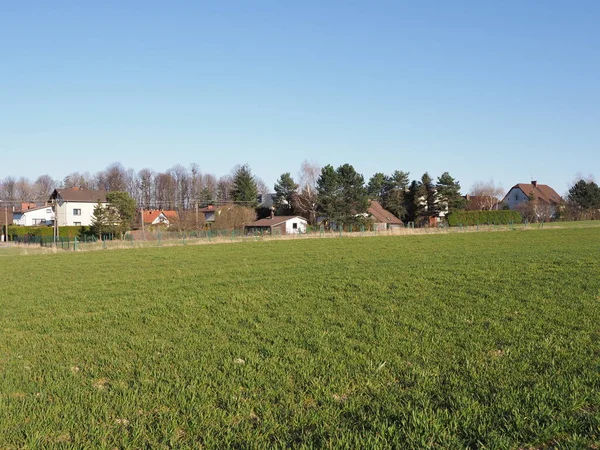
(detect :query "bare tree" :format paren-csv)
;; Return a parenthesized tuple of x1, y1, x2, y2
(469, 180, 505, 210)
(63, 172, 92, 189)
(0, 177, 17, 202)
(137, 168, 155, 209)
(201, 173, 217, 204)
(14, 177, 34, 203)
(104, 162, 128, 192)
(295, 160, 320, 224)
(216, 175, 233, 203)
(34, 175, 56, 201)
(213, 206, 256, 231)
(155, 172, 177, 209)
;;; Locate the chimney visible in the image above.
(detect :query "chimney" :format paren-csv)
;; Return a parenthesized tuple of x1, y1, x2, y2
(531, 180, 538, 188)
(270, 208, 274, 219)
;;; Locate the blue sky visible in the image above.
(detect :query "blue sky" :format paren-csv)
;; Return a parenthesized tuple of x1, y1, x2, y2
(1, 1, 599, 195)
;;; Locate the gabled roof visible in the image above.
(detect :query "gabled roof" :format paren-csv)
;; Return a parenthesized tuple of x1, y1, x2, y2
(246, 216, 306, 227)
(368, 200, 403, 225)
(51, 188, 108, 203)
(14, 205, 52, 214)
(506, 183, 562, 205)
(142, 210, 179, 224)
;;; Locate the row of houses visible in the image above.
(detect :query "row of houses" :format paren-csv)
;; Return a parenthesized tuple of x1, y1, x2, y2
(4, 180, 564, 233)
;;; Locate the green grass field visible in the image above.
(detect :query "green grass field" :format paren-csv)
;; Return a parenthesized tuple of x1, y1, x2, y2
(1, 228, 599, 448)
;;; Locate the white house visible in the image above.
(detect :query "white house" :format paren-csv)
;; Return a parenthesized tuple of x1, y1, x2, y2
(142, 210, 179, 226)
(13, 205, 55, 226)
(502, 181, 562, 211)
(245, 215, 308, 235)
(50, 188, 109, 226)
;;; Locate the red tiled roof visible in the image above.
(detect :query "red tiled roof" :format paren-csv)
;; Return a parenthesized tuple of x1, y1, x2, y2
(367, 200, 403, 225)
(142, 210, 179, 224)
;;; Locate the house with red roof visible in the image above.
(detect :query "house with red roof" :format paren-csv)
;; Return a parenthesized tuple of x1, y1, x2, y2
(502, 181, 563, 219)
(142, 210, 179, 226)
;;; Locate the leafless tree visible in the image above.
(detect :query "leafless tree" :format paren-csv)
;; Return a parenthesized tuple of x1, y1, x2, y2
(14, 177, 34, 203)
(155, 172, 177, 209)
(104, 162, 128, 192)
(34, 175, 56, 201)
(63, 172, 92, 189)
(469, 180, 505, 210)
(0, 176, 17, 202)
(213, 206, 256, 231)
(137, 168, 155, 209)
(216, 175, 233, 203)
(295, 160, 320, 224)
(201, 173, 218, 204)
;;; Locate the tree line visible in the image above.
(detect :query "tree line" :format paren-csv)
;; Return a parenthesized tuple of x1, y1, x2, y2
(2, 161, 599, 225)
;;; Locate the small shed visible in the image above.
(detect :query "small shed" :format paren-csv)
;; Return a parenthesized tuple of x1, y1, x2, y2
(245, 216, 308, 235)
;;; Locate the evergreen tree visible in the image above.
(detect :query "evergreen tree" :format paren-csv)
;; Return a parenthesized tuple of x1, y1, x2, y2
(420, 172, 438, 223)
(382, 170, 410, 220)
(405, 180, 423, 223)
(106, 191, 137, 235)
(367, 173, 387, 203)
(316, 165, 340, 226)
(274, 173, 298, 216)
(231, 164, 258, 208)
(317, 164, 369, 228)
(337, 164, 369, 226)
(90, 202, 119, 239)
(568, 179, 600, 211)
(436, 172, 466, 215)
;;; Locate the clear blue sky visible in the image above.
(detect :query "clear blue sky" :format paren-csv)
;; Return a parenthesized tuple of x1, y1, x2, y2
(2, 1, 599, 195)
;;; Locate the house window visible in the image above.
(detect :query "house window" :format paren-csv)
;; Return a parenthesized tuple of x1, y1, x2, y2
(293, 223, 298, 229)
(73, 209, 81, 216)
(74, 222, 81, 226)
(46, 209, 52, 213)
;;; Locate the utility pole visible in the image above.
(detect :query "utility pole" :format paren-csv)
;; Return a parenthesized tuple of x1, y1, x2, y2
(195, 201, 199, 229)
(140, 208, 145, 240)
(3, 203, 7, 243)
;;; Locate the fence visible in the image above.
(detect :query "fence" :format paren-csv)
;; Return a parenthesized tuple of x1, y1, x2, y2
(5, 220, 531, 253)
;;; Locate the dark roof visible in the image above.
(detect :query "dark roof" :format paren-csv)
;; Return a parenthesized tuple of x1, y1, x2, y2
(13, 205, 51, 214)
(368, 201, 403, 225)
(51, 188, 108, 203)
(246, 216, 306, 227)
(507, 183, 562, 205)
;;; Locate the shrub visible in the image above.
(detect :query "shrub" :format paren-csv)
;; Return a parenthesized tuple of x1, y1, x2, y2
(447, 210, 522, 227)
(8, 225, 92, 240)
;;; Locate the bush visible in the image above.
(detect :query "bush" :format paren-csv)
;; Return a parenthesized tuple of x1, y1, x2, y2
(8, 225, 92, 240)
(447, 210, 522, 227)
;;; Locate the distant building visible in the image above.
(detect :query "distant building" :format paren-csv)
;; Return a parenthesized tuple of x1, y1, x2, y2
(245, 215, 307, 235)
(13, 205, 55, 226)
(50, 188, 109, 226)
(142, 210, 179, 226)
(367, 200, 403, 230)
(502, 181, 562, 210)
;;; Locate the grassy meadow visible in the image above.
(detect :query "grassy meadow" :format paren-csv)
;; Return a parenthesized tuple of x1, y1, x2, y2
(1, 228, 599, 448)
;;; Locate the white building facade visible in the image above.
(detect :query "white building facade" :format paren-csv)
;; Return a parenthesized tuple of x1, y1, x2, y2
(13, 206, 55, 226)
(50, 188, 109, 227)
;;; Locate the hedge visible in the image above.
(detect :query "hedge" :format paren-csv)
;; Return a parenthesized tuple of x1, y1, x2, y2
(7, 225, 92, 239)
(447, 210, 522, 227)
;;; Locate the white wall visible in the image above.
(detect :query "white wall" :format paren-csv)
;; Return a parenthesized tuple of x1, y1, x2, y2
(56, 202, 106, 226)
(13, 207, 55, 226)
(505, 187, 527, 210)
(284, 218, 307, 234)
